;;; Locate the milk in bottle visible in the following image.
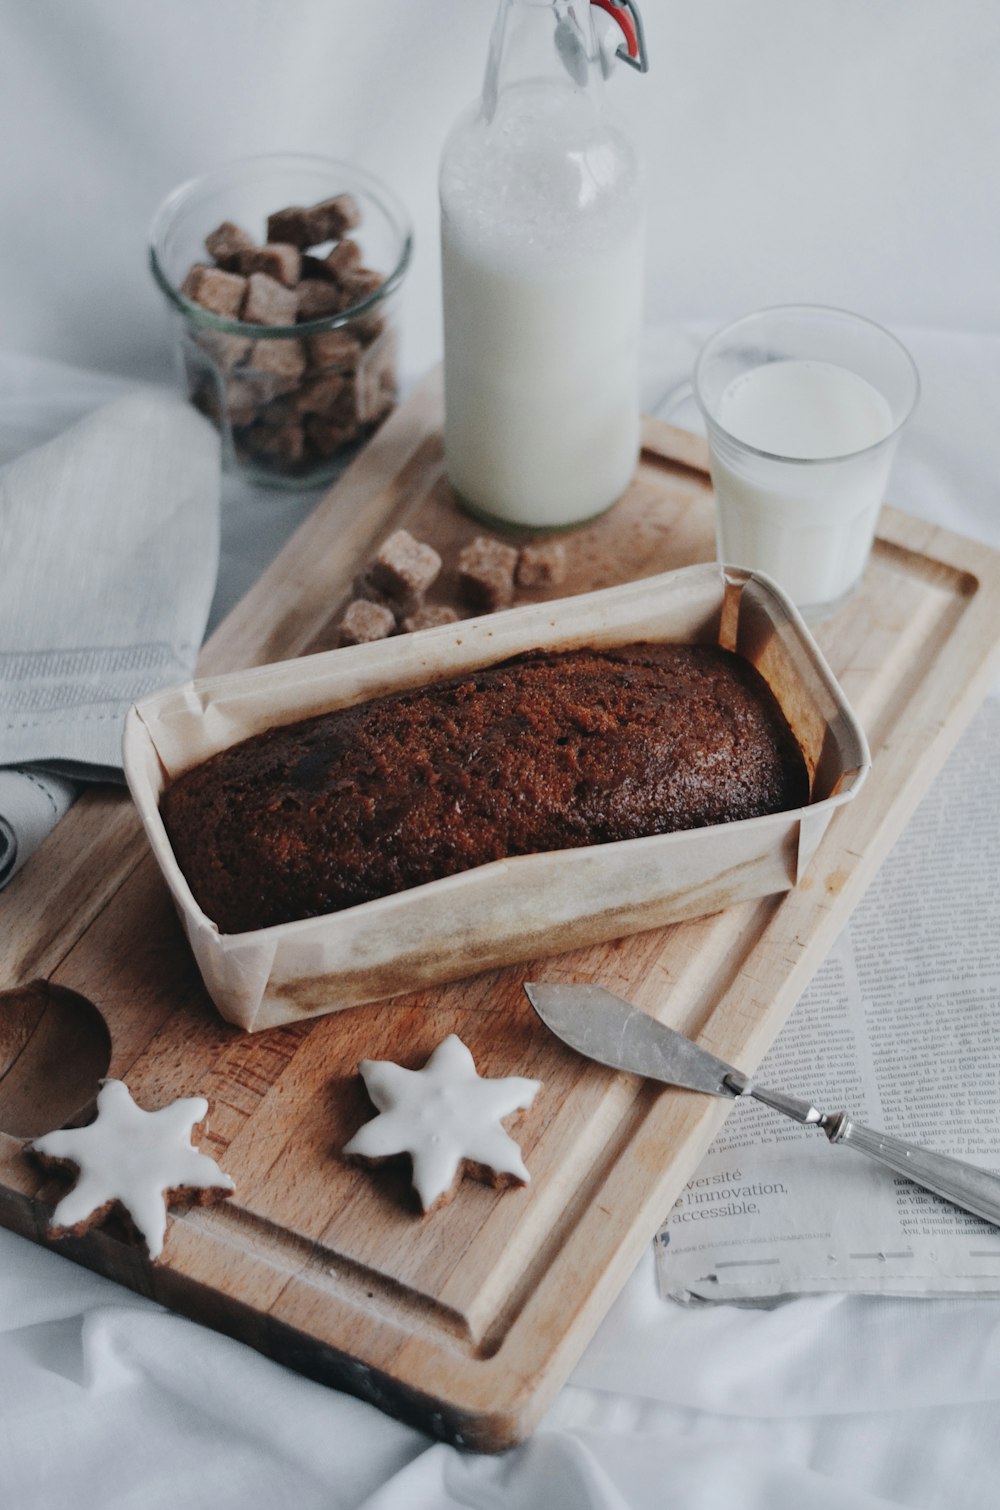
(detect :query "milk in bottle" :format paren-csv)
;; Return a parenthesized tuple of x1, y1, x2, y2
(440, 0, 648, 529)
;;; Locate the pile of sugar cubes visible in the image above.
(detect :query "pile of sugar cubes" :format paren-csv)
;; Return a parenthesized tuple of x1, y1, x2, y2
(339, 529, 569, 645)
(178, 194, 396, 475)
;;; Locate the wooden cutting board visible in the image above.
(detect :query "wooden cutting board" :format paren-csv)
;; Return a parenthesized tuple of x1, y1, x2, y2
(3, 372, 1000, 1451)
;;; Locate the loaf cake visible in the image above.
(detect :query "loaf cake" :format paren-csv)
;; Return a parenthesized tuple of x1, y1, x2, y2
(161, 643, 809, 934)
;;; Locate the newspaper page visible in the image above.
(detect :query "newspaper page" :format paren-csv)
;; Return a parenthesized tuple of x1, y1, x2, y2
(657, 695, 1000, 1303)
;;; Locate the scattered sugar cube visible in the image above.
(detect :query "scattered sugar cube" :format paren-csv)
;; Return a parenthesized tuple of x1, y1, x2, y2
(457, 537, 519, 611)
(351, 571, 414, 619)
(241, 271, 298, 326)
(400, 605, 460, 634)
(181, 264, 247, 318)
(516, 539, 567, 589)
(370, 530, 442, 601)
(339, 598, 396, 646)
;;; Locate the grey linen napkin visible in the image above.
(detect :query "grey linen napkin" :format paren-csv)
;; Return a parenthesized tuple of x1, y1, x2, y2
(0, 392, 220, 884)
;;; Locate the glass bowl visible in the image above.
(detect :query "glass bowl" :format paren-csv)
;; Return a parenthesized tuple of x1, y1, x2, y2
(149, 153, 413, 489)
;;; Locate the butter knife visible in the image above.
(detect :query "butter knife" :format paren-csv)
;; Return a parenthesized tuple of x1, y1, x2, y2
(524, 981, 1000, 1229)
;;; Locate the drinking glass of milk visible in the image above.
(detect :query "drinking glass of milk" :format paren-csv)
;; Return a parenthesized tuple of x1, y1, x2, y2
(440, 0, 649, 531)
(694, 305, 919, 620)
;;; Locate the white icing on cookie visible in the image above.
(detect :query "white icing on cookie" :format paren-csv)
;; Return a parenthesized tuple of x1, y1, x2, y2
(30, 1079, 235, 1259)
(343, 1034, 542, 1213)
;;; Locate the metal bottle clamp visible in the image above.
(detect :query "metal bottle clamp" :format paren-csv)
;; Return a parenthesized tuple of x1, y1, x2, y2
(590, 0, 650, 73)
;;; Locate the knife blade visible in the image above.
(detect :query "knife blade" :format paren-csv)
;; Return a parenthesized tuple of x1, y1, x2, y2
(523, 980, 1000, 1229)
(523, 981, 748, 1098)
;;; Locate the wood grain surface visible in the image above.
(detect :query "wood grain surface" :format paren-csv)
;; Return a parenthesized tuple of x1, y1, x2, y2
(2, 375, 1000, 1450)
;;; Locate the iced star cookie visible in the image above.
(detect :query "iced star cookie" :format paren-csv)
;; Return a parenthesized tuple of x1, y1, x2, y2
(29, 1079, 235, 1260)
(343, 1034, 542, 1213)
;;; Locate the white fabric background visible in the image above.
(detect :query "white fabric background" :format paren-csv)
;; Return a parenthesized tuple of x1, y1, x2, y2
(2, 4, 1000, 1507)
(2, 1, 998, 383)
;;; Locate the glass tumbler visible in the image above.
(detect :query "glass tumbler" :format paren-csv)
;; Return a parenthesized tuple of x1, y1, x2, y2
(150, 153, 412, 489)
(694, 305, 919, 620)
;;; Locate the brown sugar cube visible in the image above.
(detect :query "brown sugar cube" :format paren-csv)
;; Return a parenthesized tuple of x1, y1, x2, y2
(189, 380, 220, 424)
(241, 271, 298, 326)
(195, 330, 251, 372)
(350, 568, 425, 619)
(296, 281, 345, 322)
(236, 242, 303, 288)
(242, 418, 306, 466)
(457, 537, 519, 611)
(301, 253, 336, 279)
(307, 382, 357, 427)
(516, 539, 567, 589)
(181, 264, 247, 318)
(221, 376, 260, 428)
(351, 570, 399, 613)
(184, 358, 225, 422)
(264, 422, 306, 466)
(339, 599, 396, 646)
(204, 221, 255, 269)
(352, 288, 391, 344)
(294, 372, 349, 416)
(340, 266, 385, 309)
(367, 325, 397, 370)
(254, 394, 296, 428)
(194, 383, 254, 433)
(323, 238, 363, 283)
(309, 193, 361, 242)
(266, 205, 314, 248)
(245, 338, 307, 392)
(353, 309, 386, 345)
(307, 328, 363, 369)
(358, 366, 395, 425)
(400, 604, 460, 634)
(357, 337, 397, 423)
(369, 530, 442, 601)
(305, 411, 359, 457)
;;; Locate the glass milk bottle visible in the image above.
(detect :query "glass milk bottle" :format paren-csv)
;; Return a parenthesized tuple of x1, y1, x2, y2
(440, 0, 649, 530)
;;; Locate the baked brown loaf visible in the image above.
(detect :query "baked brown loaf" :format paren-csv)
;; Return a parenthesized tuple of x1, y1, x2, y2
(161, 643, 809, 934)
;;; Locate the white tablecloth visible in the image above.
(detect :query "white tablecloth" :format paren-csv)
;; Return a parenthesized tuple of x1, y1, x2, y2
(2, 4, 999, 1505)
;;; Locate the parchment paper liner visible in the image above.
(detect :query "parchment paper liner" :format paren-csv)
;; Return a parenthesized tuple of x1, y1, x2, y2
(123, 564, 870, 1031)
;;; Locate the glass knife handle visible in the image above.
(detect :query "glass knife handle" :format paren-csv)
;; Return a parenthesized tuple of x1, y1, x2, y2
(824, 1113, 1000, 1228)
